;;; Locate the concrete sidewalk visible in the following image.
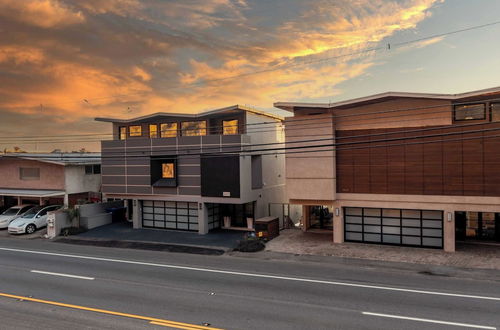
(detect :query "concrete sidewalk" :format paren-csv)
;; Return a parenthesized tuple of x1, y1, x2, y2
(265, 229, 500, 270)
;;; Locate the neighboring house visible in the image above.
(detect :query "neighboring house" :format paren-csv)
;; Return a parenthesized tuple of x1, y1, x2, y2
(0, 153, 102, 208)
(275, 86, 500, 252)
(96, 105, 285, 234)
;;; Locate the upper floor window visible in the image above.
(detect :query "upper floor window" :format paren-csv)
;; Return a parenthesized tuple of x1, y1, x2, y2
(454, 103, 486, 121)
(85, 165, 101, 175)
(181, 121, 207, 136)
(491, 103, 500, 122)
(223, 119, 239, 135)
(162, 163, 175, 179)
(129, 125, 142, 137)
(161, 123, 178, 138)
(119, 127, 127, 140)
(20, 168, 40, 181)
(149, 124, 158, 138)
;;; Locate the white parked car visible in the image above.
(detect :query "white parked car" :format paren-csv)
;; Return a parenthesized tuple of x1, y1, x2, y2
(8, 205, 62, 234)
(0, 205, 35, 229)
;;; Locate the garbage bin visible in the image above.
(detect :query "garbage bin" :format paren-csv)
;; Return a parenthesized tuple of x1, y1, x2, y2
(254, 216, 280, 240)
(106, 207, 127, 223)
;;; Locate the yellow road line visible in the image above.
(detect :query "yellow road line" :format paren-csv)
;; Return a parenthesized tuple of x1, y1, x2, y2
(0, 292, 223, 330)
(151, 320, 208, 329)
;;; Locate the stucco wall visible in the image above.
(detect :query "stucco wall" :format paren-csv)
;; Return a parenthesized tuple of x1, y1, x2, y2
(284, 114, 335, 203)
(0, 158, 65, 190)
(64, 165, 101, 194)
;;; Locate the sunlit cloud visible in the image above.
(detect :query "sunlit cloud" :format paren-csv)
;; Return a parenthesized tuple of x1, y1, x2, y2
(0, 0, 445, 151)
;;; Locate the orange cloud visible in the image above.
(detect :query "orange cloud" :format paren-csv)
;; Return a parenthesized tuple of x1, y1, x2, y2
(0, 0, 84, 28)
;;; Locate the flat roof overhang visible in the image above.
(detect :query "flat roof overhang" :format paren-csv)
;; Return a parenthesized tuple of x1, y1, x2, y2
(0, 189, 66, 198)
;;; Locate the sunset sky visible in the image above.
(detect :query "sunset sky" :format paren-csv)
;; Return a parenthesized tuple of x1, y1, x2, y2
(1, 0, 499, 152)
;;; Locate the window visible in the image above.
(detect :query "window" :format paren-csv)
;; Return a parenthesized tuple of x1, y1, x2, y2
(162, 163, 174, 178)
(85, 165, 101, 175)
(491, 103, 500, 122)
(149, 124, 158, 138)
(129, 125, 142, 137)
(181, 121, 207, 136)
(150, 157, 177, 187)
(20, 168, 40, 180)
(160, 123, 178, 138)
(119, 127, 127, 140)
(223, 119, 239, 135)
(454, 103, 486, 121)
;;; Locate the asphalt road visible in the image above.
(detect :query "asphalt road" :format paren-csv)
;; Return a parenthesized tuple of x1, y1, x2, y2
(0, 237, 499, 330)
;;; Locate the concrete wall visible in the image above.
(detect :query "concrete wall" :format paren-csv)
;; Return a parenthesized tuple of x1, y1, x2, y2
(78, 200, 124, 230)
(0, 158, 65, 190)
(284, 114, 335, 203)
(64, 165, 101, 194)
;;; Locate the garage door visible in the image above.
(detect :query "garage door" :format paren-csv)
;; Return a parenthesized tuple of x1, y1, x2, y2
(142, 201, 198, 231)
(344, 207, 443, 248)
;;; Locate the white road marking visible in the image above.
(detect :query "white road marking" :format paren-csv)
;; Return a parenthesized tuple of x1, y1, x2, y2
(362, 312, 497, 329)
(1, 247, 499, 302)
(30, 270, 95, 281)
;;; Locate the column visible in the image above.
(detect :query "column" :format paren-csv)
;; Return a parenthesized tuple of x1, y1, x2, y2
(132, 199, 141, 229)
(443, 209, 455, 252)
(63, 194, 69, 207)
(198, 202, 209, 235)
(333, 204, 344, 244)
(302, 205, 310, 231)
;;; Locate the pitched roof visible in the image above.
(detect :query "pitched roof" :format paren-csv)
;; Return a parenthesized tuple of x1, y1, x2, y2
(95, 104, 283, 123)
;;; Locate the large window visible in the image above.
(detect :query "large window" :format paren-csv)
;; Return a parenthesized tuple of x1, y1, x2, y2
(160, 123, 178, 138)
(181, 121, 207, 136)
(119, 127, 127, 140)
(223, 119, 239, 135)
(149, 124, 158, 138)
(454, 103, 486, 121)
(491, 103, 500, 122)
(151, 157, 177, 187)
(20, 168, 40, 180)
(129, 125, 142, 137)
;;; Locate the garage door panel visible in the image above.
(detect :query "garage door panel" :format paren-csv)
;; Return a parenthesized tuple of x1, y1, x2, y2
(142, 200, 198, 232)
(344, 207, 443, 248)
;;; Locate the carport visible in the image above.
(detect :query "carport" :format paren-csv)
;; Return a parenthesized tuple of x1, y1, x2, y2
(0, 188, 66, 207)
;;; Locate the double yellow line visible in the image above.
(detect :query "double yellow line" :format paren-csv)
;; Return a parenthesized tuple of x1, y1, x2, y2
(0, 292, 222, 330)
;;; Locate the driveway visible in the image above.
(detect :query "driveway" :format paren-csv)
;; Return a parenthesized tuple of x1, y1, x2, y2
(266, 228, 500, 270)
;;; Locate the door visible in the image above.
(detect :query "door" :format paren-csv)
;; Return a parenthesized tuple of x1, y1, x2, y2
(35, 208, 49, 227)
(142, 201, 198, 231)
(455, 211, 467, 241)
(344, 207, 443, 248)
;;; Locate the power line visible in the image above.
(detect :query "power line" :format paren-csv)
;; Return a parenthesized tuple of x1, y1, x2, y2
(1, 96, 499, 143)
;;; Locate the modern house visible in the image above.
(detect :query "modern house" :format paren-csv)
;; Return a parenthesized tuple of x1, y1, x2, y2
(0, 153, 102, 209)
(275, 86, 500, 252)
(95, 105, 285, 234)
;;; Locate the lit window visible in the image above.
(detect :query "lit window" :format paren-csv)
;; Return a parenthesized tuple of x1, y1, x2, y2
(160, 123, 178, 138)
(149, 124, 158, 138)
(454, 104, 486, 121)
(162, 163, 175, 179)
(223, 119, 239, 135)
(119, 127, 127, 140)
(129, 125, 142, 137)
(491, 103, 500, 122)
(181, 121, 207, 136)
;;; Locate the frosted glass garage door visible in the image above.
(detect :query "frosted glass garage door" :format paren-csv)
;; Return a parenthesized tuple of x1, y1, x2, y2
(344, 207, 443, 248)
(142, 201, 198, 231)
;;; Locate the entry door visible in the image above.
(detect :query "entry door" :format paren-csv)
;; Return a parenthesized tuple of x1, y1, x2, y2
(455, 212, 467, 241)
